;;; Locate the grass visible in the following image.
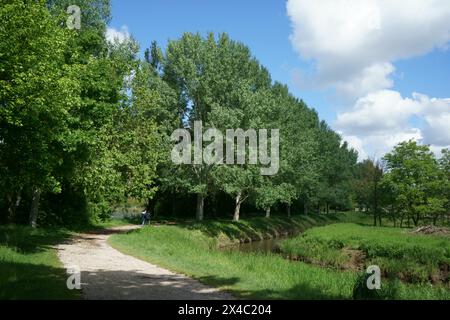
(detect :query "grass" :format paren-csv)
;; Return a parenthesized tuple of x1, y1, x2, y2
(109, 215, 450, 299)
(0, 218, 129, 300)
(181, 214, 339, 246)
(279, 223, 450, 286)
(0, 225, 78, 300)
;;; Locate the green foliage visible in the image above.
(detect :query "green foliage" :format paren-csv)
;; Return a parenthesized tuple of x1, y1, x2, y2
(0, 0, 81, 224)
(157, 32, 358, 220)
(279, 223, 450, 285)
(110, 219, 450, 299)
(383, 140, 446, 226)
(0, 0, 162, 226)
(0, 225, 79, 299)
(352, 272, 400, 300)
(352, 159, 385, 225)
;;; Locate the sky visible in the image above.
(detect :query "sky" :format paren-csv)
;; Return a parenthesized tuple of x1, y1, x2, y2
(108, 0, 450, 160)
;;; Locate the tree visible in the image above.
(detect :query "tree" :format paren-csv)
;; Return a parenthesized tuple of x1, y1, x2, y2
(145, 41, 164, 71)
(383, 140, 443, 227)
(162, 32, 271, 220)
(0, 0, 81, 226)
(315, 123, 358, 214)
(0, 0, 160, 226)
(439, 149, 450, 222)
(213, 166, 261, 221)
(353, 159, 385, 226)
(431, 148, 450, 225)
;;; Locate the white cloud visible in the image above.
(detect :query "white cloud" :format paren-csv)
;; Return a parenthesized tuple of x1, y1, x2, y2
(344, 129, 423, 161)
(286, 0, 450, 99)
(335, 90, 450, 160)
(287, 0, 450, 159)
(414, 94, 450, 147)
(338, 134, 368, 160)
(333, 63, 395, 101)
(106, 26, 130, 44)
(335, 90, 421, 135)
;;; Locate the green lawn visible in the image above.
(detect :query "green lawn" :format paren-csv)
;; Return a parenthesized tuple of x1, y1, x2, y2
(0, 219, 129, 300)
(280, 223, 450, 285)
(0, 225, 78, 300)
(179, 214, 339, 246)
(109, 216, 450, 299)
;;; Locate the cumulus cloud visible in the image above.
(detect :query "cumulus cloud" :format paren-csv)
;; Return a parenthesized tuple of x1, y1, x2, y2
(287, 0, 450, 159)
(415, 94, 450, 147)
(335, 91, 450, 160)
(335, 90, 421, 135)
(106, 25, 130, 44)
(286, 0, 450, 98)
(333, 63, 395, 101)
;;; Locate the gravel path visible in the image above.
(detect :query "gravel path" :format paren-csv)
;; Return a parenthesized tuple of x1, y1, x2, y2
(57, 225, 233, 300)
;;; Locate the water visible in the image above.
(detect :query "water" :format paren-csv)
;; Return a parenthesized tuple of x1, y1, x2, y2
(221, 234, 295, 254)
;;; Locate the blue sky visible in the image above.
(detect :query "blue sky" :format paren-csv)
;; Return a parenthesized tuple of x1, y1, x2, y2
(109, 0, 450, 159)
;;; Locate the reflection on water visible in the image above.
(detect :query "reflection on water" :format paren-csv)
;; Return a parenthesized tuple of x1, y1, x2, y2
(221, 236, 291, 254)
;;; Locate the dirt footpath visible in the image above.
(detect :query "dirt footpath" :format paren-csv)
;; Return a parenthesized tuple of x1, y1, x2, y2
(57, 225, 233, 300)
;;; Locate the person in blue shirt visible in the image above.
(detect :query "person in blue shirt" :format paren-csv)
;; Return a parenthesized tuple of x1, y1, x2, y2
(141, 209, 151, 226)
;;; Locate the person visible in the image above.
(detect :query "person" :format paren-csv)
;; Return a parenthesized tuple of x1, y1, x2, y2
(141, 209, 151, 226)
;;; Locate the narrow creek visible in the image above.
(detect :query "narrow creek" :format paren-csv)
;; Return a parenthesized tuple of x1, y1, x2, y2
(221, 232, 299, 254)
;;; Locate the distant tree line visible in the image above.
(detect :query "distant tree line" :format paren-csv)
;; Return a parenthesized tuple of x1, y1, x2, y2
(352, 141, 450, 227)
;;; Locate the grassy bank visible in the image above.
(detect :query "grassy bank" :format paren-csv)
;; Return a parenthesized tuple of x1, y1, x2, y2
(279, 223, 450, 285)
(181, 214, 339, 246)
(109, 215, 450, 299)
(0, 225, 78, 299)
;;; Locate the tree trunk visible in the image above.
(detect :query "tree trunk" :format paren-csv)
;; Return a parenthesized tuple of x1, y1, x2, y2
(326, 203, 329, 215)
(212, 196, 217, 218)
(392, 204, 396, 227)
(7, 194, 14, 222)
(6, 191, 22, 223)
(265, 207, 271, 218)
(169, 192, 176, 217)
(196, 193, 204, 221)
(373, 210, 377, 226)
(373, 182, 378, 226)
(29, 188, 41, 228)
(287, 204, 291, 217)
(233, 192, 242, 221)
(15, 192, 22, 218)
(304, 202, 308, 216)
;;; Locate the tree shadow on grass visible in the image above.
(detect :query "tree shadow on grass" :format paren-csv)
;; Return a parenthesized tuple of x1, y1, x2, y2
(194, 274, 346, 300)
(0, 261, 79, 300)
(0, 225, 71, 254)
(0, 222, 138, 255)
(176, 215, 339, 245)
(0, 260, 349, 300)
(146, 212, 340, 238)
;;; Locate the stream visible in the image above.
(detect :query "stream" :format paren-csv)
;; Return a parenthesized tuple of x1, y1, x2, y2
(221, 233, 298, 254)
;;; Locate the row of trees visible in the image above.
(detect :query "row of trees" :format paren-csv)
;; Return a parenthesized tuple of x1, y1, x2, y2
(1, 0, 162, 226)
(1, 0, 356, 226)
(148, 32, 357, 221)
(353, 141, 450, 227)
(3, 1, 447, 227)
